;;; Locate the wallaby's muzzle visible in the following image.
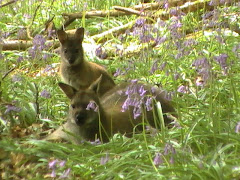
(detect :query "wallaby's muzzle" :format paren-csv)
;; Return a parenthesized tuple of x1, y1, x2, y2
(75, 112, 87, 126)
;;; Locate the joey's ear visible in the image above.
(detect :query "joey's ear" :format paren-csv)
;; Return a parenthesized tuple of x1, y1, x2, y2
(58, 82, 77, 99)
(75, 27, 84, 43)
(57, 30, 67, 44)
(88, 75, 102, 94)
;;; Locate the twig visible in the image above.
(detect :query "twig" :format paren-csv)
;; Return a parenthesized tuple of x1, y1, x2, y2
(2, 67, 15, 80)
(0, 0, 17, 9)
(113, 6, 142, 16)
(92, 20, 136, 42)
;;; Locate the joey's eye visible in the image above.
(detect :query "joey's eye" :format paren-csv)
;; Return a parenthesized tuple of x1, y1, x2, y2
(71, 104, 76, 109)
(74, 49, 78, 53)
(64, 49, 68, 53)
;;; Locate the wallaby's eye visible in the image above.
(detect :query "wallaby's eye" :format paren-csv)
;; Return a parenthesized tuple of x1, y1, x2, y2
(75, 49, 78, 53)
(64, 49, 68, 53)
(71, 104, 76, 109)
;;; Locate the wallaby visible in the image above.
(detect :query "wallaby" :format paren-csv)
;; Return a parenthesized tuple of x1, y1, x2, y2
(46, 77, 176, 143)
(57, 27, 115, 96)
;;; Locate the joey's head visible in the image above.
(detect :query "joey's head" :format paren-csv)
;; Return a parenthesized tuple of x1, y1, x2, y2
(58, 76, 103, 127)
(57, 28, 85, 66)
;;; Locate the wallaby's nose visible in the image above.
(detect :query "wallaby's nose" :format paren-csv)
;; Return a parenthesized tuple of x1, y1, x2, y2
(68, 58, 75, 64)
(75, 113, 86, 126)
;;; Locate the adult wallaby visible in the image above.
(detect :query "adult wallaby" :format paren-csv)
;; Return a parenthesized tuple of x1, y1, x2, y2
(57, 27, 115, 96)
(46, 77, 176, 143)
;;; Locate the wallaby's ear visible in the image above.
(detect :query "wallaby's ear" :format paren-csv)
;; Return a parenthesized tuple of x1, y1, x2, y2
(88, 75, 102, 94)
(75, 27, 84, 43)
(58, 82, 77, 99)
(57, 30, 67, 44)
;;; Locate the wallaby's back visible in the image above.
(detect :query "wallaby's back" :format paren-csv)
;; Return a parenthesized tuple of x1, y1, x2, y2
(58, 27, 115, 96)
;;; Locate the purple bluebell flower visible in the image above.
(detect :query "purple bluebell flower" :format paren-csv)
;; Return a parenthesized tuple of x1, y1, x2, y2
(133, 106, 142, 119)
(177, 85, 187, 93)
(114, 68, 122, 77)
(138, 85, 147, 96)
(95, 45, 107, 59)
(40, 90, 51, 99)
(59, 161, 66, 167)
(145, 97, 153, 111)
(49, 160, 58, 169)
(17, 28, 26, 39)
(192, 57, 211, 82)
(170, 155, 174, 164)
(235, 122, 240, 133)
(159, 62, 167, 71)
(153, 152, 163, 166)
(17, 56, 24, 63)
(214, 53, 228, 74)
(51, 169, 56, 178)
(163, 143, 176, 155)
(86, 101, 98, 112)
(12, 74, 22, 82)
(232, 43, 240, 58)
(43, 65, 53, 73)
(100, 153, 109, 165)
(135, 18, 146, 27)
(59, 168, 71, 179)
(5, 104, 21, 114)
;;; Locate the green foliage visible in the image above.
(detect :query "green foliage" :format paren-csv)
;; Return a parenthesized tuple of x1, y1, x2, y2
(1, 0, 240, 179)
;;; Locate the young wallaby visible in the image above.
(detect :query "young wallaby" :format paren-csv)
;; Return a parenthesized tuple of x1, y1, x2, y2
(57, 27, 115, 96)
(46, 77, 176, 143)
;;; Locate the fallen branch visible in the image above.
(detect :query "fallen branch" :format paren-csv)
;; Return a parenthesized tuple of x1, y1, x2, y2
(113, 6, 142, 16)
(92, 20, 136, 42)
(1, 40, 59, 51)
(0, 0, 17, 9)
(61, 10, 133, 30)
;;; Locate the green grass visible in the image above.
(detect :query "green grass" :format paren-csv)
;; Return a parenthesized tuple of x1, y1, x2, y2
(1, 0, 240, 179)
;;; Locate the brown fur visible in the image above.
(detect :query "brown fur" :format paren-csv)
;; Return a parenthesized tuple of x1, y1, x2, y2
(58, 27, 115, 96)
(46, 77, 176, 143)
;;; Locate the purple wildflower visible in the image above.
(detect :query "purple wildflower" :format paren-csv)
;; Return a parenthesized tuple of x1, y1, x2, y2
(145, 97, 153, 111)
(135, 18, 146, 27)
(40, 90, 51, 99)
(33, 34, 46, 51)
(133, 106, 142, 119)
(139, 85, 147, 96)
(159, 62, 167, 71)
(95, 46, 107, 59)
(59, 161, 66, 167)
(59, 168, 71, 179)
(235, 122, 240, 133)
(12, 74, 22, 82)
(192, 57, 211, 82)
(17, 56, 24, 63)
(100, 153, 109, 165)
(214, 54, 228, 75)
(163, 143, 176, 155)
(114, 68, 122, 77)
(5, 104, 21, 114)
(49, 160, 58, 169)
(170, 155, 174, 164)
(43, 65, 53, 73)
(28, 34, 46, 59)
(86, 100, 98, 112)
(17, 28, 26, 39)
(153, 152, 163, 166)
(177, 85, 187, 93)
(51, 169, 56, 178)
(232, 43, 240, 58)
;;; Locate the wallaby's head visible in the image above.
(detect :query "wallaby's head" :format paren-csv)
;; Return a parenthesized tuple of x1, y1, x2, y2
(57, 28, 85, 66)
(58, 76, 103, 127)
